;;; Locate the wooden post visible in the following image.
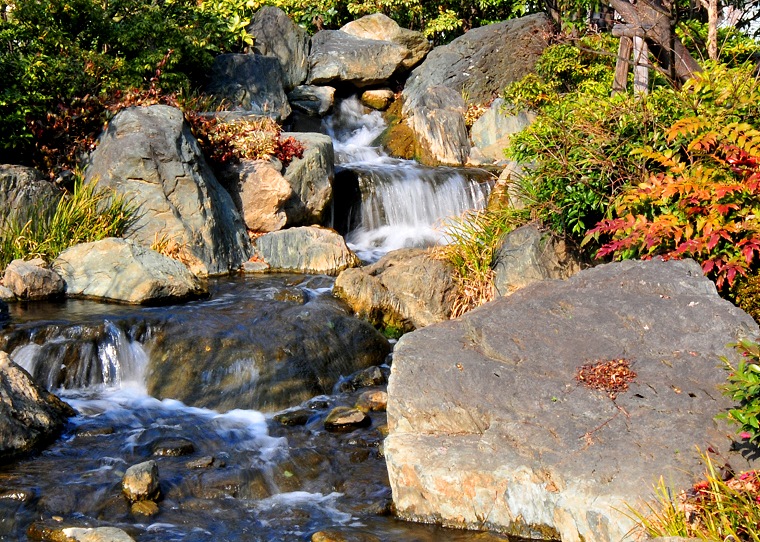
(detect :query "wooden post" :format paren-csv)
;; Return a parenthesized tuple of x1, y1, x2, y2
(612, 36, 633, 95)
(633, 36, 649, 95)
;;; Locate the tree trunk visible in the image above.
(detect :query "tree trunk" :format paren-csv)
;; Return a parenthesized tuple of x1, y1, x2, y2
(699, 0, 719, 60)
(609, 0, 702, 83)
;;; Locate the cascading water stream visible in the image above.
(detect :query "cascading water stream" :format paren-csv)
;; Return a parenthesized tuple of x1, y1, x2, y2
(324, 97, 494, 262)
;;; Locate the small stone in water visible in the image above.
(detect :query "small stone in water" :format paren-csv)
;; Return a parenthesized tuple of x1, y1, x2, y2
(355, 390, 387, 412)
(311, 528, 382, 542)
(131, 500, 159, 516)
(122, 460, 160, 503)
(273, 408, 313, 426)
(152, 438, 195, 457)
(324, 407, 370, 432)
(62, 526, 137, 542)
(342, 366, 385, 392)
(185, 455, 223, 469)
(75, 426, 115, 438)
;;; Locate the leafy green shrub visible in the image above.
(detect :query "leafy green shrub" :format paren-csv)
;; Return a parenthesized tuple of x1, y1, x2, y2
(0, 172, 138, 270)
(732, 272, 760, 323)
(0, 0, 255, 166)
(678, 20, 760, 65)
(720, 340, 760, 445)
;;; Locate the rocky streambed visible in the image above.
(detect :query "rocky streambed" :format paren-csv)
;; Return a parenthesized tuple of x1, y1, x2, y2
(0, 275, 517, 542)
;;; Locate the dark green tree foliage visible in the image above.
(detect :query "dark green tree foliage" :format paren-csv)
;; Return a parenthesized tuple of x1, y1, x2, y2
(0, 0, 249, 165)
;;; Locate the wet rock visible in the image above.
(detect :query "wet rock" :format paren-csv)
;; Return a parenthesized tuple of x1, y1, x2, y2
(185, 455, 224, 469)
(152, 437, 195, 457)
(0, 287, 13, 303)
(345, 366, 385, 390)
(334, 248, 457, 331)
(403, 14, 551, 107)
(492, 224, 583, 296)
(385, 258, 760, 541)
(341, 13, 431, 71)
(85, 105, 252, 276)
(62, 527, 136, 542)
(307, 31, 407, 88)
(255, 226, 359, 275)
(146, 296, 390, 412)
(3, 259, 64, 300)
(0, 165, 62, 229)
(53, 238, 207, 304)
(311, 528, 382, 542)
(207, 54, 292, 121)
(248, 6, 310, 90)
(0, 351, 74, 462)
(75, 426, 114, 438)
(122, 460, 160, 502)
(324, 407, 370, 432)
(0, 488, 34, 503)
(360, 89, 395, 111)
(130, 500, 159, 516)
(288, 85, 336, 117)
(273, 408, 313, 426)
(282, 132, 335, 226)
(470, 101, 536, 163)
(218, 159, 292, 233)
(355, 390, 387, 412)
(402, 86, 470, 166)
(241, 259, 270, 273)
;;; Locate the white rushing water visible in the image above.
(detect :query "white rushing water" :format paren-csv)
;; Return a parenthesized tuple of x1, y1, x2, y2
(324, 97, 493, 262)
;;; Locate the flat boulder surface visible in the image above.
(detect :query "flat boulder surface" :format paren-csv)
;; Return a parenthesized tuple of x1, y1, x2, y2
(385, 259, 759, 541)
(255, 227, 359, 275)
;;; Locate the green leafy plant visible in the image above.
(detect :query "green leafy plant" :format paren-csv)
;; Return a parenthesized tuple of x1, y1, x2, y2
(629, 452, 760, 540)
(0, 172, 138, 271)
(435, 206, 527, 316)
(720, 339, 760, 444)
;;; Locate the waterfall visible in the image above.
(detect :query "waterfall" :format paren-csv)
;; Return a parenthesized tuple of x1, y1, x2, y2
(324, 97, 493, 262)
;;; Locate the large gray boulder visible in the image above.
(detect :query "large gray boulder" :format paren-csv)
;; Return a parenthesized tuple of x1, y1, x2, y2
(493, 224, 583, 296)
(53, 238, 207, 304)
(3, 259, 64, 300)
(307, 30, 407, 88)
(218, 159, 292, 233)
(248, 6, 310, 91)
(470, 100, 536, 162)
(340, 13, 431, 71)
(282, 132, 335, 226)
(0, 350, 75, 462)
(334, 248, 457, 331)
(402, 14, 552, 107)
(84, 105, 252, 276)
(207, 54, 292, 121)
(403, 86, 471, 166)
(385, 258, 759, 541)
(0, 165, 62, 228)
(255, 227, 359, 275)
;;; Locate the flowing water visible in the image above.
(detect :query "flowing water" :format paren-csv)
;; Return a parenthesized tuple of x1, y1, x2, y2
(0, 99, 508, 541)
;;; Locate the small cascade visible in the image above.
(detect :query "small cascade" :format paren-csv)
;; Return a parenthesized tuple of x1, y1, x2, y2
(7, 319, 152, 391)
(325, 97, 493, 262)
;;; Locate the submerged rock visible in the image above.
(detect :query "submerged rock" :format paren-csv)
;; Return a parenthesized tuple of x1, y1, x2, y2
(385, 258, 760, 541)
(334, 248, 457, 331)
(85, 105, 252, 276)
(62, 526, 136, 542)
(53, 238, 207, 304)
(0, 351, 75, 462)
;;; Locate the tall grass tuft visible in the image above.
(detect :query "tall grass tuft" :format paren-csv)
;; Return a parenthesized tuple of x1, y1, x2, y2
(435, 207, 527, 317)
(629, 452, 760, 541)
(0, 171, 138, 271)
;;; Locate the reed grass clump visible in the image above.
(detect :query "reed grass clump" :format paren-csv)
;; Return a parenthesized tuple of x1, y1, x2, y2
(435, 207, 527, 317)
(0, 172, 137, 271)
(629, 452, 760, 540)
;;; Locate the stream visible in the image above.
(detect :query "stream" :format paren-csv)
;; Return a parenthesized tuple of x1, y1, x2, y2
(0, 98, 505, 541)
